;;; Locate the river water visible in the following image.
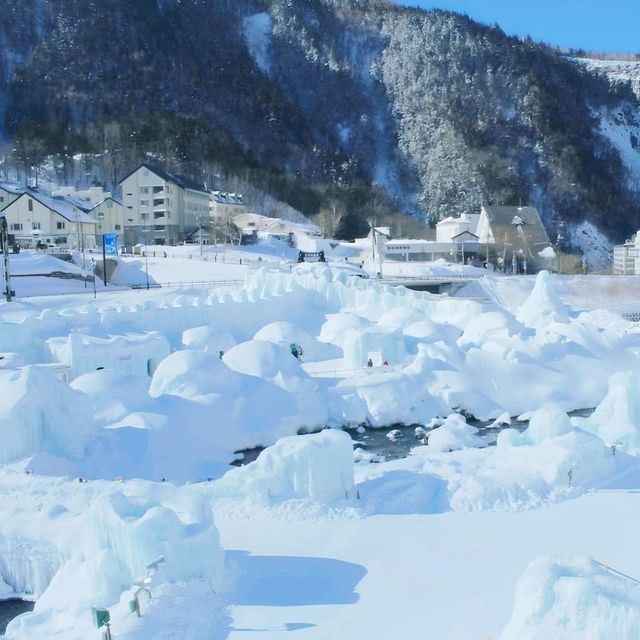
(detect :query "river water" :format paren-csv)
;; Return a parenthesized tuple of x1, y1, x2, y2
(233, 409, 595, 466)
(0, 599, 34, 636)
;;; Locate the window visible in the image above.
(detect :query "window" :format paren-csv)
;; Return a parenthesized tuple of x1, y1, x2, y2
(54, 237, 67, 245)
(28, 199, 33, 211)
(154, 212, 164, 219)
(127, 205, 133, 209)
(143, 169, 149, 176)
(139, 187, 149, 194)
(57, 221, 65, 230)
(154, 225, 164, 231)
(140, 200, 149, 206)
(107, 200, 113, 208)
(32, 222, 41, 230)
(152, 186, 163, 194)
(141, 213, 149, 220)
(10, 223, 22, 231)
(127, 218, 133, 222)
(115, 224, 121, 230)
(0, 196, 4, 203)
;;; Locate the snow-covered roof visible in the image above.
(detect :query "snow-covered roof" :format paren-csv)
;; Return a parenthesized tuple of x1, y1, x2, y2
(0, 181, 26, 195)
(120, 163, 208, 194)
(63, 195, 94, 213)
(16, 190, 98, 224)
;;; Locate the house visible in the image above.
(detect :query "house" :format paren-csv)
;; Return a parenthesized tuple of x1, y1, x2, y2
(1, 189, 98, 249)
(0, 182, 26, 209)
(476, 205, 551, 270)
(89, 197, 125, 247)
(119, 164, 210, 245)
(232, 212, 320, 245)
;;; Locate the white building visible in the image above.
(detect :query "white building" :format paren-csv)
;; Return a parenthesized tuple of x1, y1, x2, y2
(613, 234, 640, 275)
(89, 197, 125, 247)
(0, 182, 26, 209)
(436, 214, 480, 243)
(120, 164, 210, 245)
(1, 190, 98, 249)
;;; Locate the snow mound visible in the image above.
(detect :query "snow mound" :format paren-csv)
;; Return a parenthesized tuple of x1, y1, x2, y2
(582, 371, 640, 454)
(254, 321, 338, 360)
(181, 325, 236, 355)
(0, 366, 91, 464)
(500, 556, 640, 640)
(212, 430, 354, 504)
(458, 311, 525, 351)
(427, 413, 483, 452)
(223, 339, 302, 379)
(71, 369, 151, 422)
(319, 313, 371, 348)
(516, 271, 571, 327)
(150, 350, 242, 398)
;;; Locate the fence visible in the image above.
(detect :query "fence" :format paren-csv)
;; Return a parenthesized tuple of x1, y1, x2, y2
(129, 279, 245, 290)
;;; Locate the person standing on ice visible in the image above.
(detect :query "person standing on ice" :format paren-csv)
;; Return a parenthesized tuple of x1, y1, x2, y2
(367, 358, 373, 368)
(290, 343, 299, 360)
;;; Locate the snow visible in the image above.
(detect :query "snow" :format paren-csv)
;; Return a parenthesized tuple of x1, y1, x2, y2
(242, 13, 273, 76)
(4, 252, 640, 637)
(500, 555, 640, 640)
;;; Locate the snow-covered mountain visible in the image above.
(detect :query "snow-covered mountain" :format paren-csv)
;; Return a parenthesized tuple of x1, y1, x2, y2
(1, 0, 639, 248)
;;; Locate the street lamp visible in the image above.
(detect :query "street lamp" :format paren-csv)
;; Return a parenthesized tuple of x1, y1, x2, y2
(90, 258, 96, 298)
(142, 228, 150, 290)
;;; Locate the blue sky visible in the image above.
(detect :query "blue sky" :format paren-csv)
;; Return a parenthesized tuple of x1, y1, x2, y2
(403, 1, 640, 54)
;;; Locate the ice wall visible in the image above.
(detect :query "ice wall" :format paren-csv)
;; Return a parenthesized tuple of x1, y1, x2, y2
(211, 429, 355, 504)
(0, 366, 91, 463)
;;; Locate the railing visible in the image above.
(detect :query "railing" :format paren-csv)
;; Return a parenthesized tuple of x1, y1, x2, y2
(305, 364, 401, 379)
(379, 273, 483, 282)
(129, 279, 244, 290)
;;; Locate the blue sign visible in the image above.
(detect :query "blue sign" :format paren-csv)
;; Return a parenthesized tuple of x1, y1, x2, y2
(103, 233, 118, 256)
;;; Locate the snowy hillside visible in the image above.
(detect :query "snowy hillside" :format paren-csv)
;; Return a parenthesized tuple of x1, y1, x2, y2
(577, 57, 640, 101)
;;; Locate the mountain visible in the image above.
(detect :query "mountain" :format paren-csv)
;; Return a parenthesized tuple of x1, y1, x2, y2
(1, 0, 639, 259)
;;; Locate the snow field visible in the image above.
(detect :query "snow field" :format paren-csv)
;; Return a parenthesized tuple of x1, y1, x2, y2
(2, 263, 640, 637)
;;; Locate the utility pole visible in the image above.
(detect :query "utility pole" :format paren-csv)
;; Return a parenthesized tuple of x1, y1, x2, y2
(1, 217, 12, 301)
(554, 219, 565, 275)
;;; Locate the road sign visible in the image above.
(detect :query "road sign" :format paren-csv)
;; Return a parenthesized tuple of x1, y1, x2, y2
(92, 607, 110, 629)
(103, 233, 118, 257)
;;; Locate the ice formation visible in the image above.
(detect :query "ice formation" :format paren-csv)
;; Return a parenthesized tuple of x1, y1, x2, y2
(500, 556, 640, 640)
(211, 429, 355, 504)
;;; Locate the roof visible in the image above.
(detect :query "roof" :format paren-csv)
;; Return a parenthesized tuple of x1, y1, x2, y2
(211, 191, 244, 205)
(0, 181, 26, 195)
(451, 230, 479, 241)
(482, 206, 551, 259)
(5, 190, 98, 224)
(89, 196, 123, 212)
(437, 216, 466, 226)
(120, 163, 208, 194)
(63, 195, 94, 213)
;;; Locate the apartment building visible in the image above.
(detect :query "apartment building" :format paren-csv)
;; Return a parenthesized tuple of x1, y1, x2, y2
(119, 164, 210, 245)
